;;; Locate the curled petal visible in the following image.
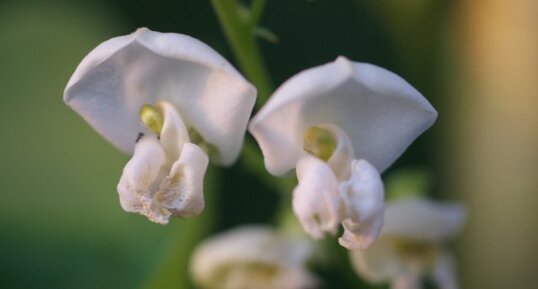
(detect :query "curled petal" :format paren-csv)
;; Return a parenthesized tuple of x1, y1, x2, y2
(382, 198, 466, 242)
(64, 27, 256, 165)
(155, 143, 209, 218)
(293, 156, 341, 239)
(158, 101, 189, 161)
(116, 136, 165, 213)
(339, 217, 384, 250)
(338, 159, 385, 250)
(249, 56, 437, 175)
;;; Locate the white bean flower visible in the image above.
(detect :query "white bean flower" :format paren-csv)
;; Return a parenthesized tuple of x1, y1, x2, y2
(64, 28, 256, 224)
(190, 226, 319, 289)
(350, 197, 466, 289)
(249, 57, 437, 249)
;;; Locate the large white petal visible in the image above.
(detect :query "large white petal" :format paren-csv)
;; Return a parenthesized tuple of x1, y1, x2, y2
(293, 156, 341, 239)
(349, 238, 404, 284)
(338, 159, 385, 250)
(155, 143, 209, 218)
(64, 27, 256, 165)
(116, 136, 165, 213)
(382, 198, 466, 242)
(249, 56, 437, 175)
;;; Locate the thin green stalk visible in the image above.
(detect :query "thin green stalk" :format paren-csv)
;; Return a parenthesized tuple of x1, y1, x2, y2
(249, 0, 266, 27)
(210, 0, 273, 106)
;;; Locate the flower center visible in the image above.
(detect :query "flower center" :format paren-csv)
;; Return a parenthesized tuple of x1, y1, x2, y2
(139, 104, 164, 134)
(303, 126, 337, 161)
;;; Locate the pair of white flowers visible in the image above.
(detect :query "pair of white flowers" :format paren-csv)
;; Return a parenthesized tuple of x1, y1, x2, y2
(64, 28, 460, 289)
(65, 28, 435, 245)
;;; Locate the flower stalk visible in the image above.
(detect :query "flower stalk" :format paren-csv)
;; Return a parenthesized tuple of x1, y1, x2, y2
(210, 0, 273, 106)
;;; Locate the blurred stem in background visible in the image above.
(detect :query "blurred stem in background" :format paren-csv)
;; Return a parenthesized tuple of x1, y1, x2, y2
(210, 0, 273, 106)
(446, 0, 538, 288)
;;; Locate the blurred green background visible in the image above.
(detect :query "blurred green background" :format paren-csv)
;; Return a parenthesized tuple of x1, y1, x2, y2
(0, 0, 536, 288)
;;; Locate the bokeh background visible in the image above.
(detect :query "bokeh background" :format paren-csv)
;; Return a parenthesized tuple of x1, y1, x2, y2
(0, 0, 536, 288)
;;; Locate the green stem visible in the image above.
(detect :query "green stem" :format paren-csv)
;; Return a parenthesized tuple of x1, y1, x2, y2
(210, 0, 273, 106)
(249, 0, 266, 27)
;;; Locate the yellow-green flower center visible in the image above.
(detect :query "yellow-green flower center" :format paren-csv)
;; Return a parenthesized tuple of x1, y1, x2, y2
(303, 126, 337, 161)
(139, 104, 164, 134)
